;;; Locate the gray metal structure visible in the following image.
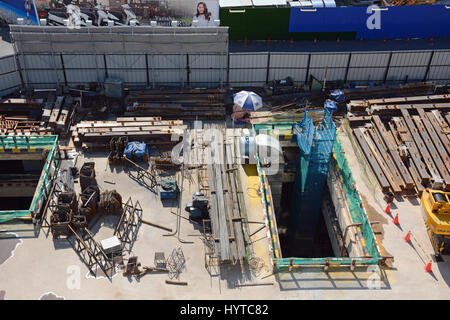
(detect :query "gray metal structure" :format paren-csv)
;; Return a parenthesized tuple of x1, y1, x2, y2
(0, 25, 449, 95)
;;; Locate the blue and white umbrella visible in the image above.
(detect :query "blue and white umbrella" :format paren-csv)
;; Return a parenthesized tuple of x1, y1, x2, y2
(233, 91, 263, 111)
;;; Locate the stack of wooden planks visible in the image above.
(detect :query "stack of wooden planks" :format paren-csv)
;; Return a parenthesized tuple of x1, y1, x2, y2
(71, 117, 186, 149)
(201, 124, 247, 263)
(124, 88, 226, 120)
(348, 95, 450, 196)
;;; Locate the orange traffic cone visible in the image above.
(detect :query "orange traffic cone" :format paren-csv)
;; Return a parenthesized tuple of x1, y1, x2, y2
(384, 203, 391, 215)
(404, 231, 411, 242)
(425, 260, 432, 273)
(393, 214, 400, 225)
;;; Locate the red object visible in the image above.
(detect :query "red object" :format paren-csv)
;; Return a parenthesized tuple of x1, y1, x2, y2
(290, 259, 293, 267)
(424, 260, 432, 273)
(30, 211, 35, 218)
(384, 203, 391, 215)
(404, 231, 411, 242)
(244, 37, 247, 47)
(267, 37, 271, 48)
(290, 37, 294, 47)
(393, 214, 400, 225)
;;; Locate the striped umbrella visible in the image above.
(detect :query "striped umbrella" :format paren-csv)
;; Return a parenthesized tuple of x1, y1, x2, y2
(233, 91, 263, 111)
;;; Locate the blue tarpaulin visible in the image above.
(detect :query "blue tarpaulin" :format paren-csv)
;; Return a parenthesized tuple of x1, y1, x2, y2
(325, 99, 337, 114)
(124, 141, 148, 159)
(330, 89, 345, 103)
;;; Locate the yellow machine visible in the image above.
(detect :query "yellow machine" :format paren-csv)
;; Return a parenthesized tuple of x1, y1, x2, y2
(420, 189, 450, 259)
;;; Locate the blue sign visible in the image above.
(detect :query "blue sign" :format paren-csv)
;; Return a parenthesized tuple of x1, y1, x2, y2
(289, 5, 450, 39)
(0, 0, 39, 25)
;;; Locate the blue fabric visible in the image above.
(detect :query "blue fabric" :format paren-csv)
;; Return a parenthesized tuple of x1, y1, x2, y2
(124, 141, 148, 158)
(325, 99, 338, 114)
(330, 89, 345, 103)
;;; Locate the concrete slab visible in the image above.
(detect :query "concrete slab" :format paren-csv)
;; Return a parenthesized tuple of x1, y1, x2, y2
(0, 134, 449, 299)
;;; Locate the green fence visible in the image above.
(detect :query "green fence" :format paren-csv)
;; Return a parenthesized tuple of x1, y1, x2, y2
(0, 135, 60, 223)
(255, 132, 382, 271)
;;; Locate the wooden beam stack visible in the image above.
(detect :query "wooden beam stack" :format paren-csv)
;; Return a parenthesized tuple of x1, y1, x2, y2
(71, 117, 186, 149)
(124, 89, 227, 120)
(348, 95, 450, 196)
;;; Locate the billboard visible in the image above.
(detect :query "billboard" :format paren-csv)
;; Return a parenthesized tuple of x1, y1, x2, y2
(0, 0, 39, 25)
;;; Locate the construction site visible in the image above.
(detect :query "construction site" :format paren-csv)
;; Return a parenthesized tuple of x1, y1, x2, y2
(0, 22, 450, 301)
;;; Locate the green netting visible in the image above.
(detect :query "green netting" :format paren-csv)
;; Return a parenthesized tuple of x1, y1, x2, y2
(0, 135, 60, 223)
(332, 136, 382, 260)
(254, 131, 382, 271)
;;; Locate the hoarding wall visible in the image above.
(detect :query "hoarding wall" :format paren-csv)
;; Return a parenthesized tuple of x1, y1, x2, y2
(220, 4, 450, 40)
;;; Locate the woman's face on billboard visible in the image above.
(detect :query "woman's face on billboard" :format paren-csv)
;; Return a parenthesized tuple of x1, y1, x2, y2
(197, 3, 205, 14)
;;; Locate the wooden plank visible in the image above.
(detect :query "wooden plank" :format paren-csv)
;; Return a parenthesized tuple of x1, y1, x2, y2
(363, 128, 402, 193)
(401, 109, 441, 182)
(116, 116, 162, 122)
(426, 111, 450, 155)
(372, 115, 414, 189)
(77, 125, 188, 134)
(353, 127, 390, 191)
(431, 110, 450, 134)
(368, 125, 405, 190)
(413, 113, 450, 189)
(75, 120, 184, 128)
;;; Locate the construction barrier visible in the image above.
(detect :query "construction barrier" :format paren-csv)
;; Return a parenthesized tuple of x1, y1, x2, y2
(0, 135, 60, 223)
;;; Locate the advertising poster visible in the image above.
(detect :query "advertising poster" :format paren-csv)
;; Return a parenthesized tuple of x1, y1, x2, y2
(0, 0, 39, 25)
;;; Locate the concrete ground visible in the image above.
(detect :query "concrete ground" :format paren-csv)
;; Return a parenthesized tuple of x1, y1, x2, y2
(1, 124, 450, 299)
(0, 25, 13, 58)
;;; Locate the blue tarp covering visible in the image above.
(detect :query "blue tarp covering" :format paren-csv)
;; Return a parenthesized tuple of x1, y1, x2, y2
(124, 141, 148, 159)
(330, 89, 345, 103)
(289, 5, 450, 39)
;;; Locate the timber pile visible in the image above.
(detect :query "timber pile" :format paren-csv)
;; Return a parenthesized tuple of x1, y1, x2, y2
(124, 89, 226, 120)
(0, 115, 48, 135)
(202, 124, 247, 262)
(45, 95, 79, 134)
(348, 95, 450, 196)
(72, 117, 186, 149)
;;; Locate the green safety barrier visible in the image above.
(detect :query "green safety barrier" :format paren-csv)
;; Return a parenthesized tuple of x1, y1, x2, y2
(0, 135, 60, 223)
(254, 130, 382, 271)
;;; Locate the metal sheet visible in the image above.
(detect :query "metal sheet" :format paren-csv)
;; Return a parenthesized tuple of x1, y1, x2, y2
(430, 50, 450, 66)
(19, 54, 62, 69)
(229, 53, 268, 69)
(229, 68, 267, 83)
(269, 68, 307, 83)
(190, 70, 226, 85)
(62, 54, 105, 69)
(26, 70, 64, 85)
(350, 53, 390, 67)
(0, 56, 17, 74)
(189, 54, 227, 69)
(386, 66, 427, 81)
(427, 66, 450, 81)
(346, 67, 386, 82)
(309, 67, 346, 81)
(0, 72, 21, 97)
(107, 70, 147, 84)
(310, 53, 349, 68)
(106, 55, 146, 69)
(65, 69, 105, 84)
(149, 54, 186, 69)
(389, 51, 431, 67)
(269, 53, 309, 68)
(149, 70, 187, 84)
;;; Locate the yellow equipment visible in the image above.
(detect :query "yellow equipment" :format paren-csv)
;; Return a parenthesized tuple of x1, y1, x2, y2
(420, 189, 450, 258)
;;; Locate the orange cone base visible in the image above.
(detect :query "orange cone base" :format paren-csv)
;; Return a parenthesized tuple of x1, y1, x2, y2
(404, 232, 411, 242)
(393, 214, 400, 225)
(384, 204, 391, 214)
(425, 261, 432, 273)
